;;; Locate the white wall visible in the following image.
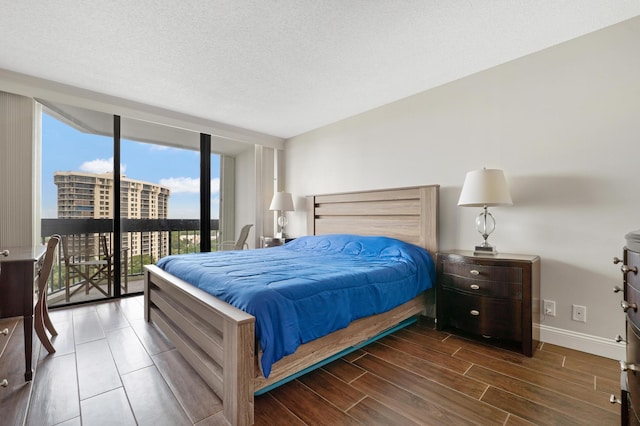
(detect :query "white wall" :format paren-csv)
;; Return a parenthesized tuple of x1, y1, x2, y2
(285, 17, 640, 358)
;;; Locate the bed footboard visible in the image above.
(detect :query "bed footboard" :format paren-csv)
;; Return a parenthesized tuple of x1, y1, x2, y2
(144, 265, 256, 426)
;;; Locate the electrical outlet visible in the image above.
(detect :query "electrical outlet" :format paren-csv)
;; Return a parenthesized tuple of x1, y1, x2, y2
(543, 300, 556, 316)
(572, 304, 587, 322)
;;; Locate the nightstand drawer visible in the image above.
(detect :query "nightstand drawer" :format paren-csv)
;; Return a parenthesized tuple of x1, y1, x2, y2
(441, 289, 522, 341)
(440, 274, 522, 299)
(442, 260, 522, 283)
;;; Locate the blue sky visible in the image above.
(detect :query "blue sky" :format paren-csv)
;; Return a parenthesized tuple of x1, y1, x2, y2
(42, 113, 220, 219)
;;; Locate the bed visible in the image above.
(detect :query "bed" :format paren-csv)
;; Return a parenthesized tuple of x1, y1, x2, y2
(144, 185, 439, 425)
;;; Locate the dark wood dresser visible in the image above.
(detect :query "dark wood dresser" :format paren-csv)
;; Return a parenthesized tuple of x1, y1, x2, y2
(0, 245, 46, 382)
(436, 250, 540, 356)
(615, 231, 640, 424)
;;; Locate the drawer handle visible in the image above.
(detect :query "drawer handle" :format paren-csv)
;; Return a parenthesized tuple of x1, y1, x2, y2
(0, 328, 8, 336)
(0, 379, 7, 387)
(610, 394, 622, 405)
(622, 265, 638, 275)
(0, 250, 8, 257)
(470, 309, 480, 316)
(614, 257, 623, 264)
(621, 300, 637, 312)
(469, 269, 480, 275)
(470, 284, 480, 290)
(613, 285, 623, 293)
(615, 334, 626, 343)
(620, 360, 640, 372)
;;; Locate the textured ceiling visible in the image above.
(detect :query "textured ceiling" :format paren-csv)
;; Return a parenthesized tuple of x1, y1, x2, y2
(1, 1, 639, 139)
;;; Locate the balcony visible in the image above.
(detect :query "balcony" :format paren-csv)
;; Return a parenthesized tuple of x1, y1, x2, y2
(41, 218, 220, 306)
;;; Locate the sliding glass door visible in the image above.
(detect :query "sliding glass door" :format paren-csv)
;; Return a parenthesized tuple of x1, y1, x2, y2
(41, 106, 116, 307)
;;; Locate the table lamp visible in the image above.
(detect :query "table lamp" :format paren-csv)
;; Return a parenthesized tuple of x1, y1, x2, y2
(458, 168, 512, 255)
(269, 191, 294, 238)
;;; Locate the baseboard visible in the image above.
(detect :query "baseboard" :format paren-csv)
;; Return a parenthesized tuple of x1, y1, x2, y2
(538, 324, 625, 361)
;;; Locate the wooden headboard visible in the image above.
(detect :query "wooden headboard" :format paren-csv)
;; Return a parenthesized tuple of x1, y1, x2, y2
(306, 185, 439, 255)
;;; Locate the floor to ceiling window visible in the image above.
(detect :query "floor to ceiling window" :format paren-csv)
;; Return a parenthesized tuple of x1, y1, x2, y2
(40, 103, 222, 306)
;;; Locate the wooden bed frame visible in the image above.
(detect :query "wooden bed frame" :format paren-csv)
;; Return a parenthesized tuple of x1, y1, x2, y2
(144, 185, 439, 425)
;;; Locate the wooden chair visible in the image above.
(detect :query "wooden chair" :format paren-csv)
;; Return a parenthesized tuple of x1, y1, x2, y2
(100, 236, 129, 294)
(219, 224, 253, 251)
(34, 235, 60, 353)
(61, 235, 111, 302)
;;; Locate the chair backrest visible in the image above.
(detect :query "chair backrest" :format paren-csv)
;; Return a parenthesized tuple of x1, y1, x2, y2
(39, 235, 60, 294)
(60, 235, 103, 264)
(100, 235, 110, 259)
(233, 224, 253, 250)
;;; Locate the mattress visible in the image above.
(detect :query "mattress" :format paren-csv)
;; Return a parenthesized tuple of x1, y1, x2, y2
(156, 234, 435, 377)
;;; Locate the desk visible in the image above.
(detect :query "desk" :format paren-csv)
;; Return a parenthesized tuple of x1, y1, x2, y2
(0, 245, 46, 381)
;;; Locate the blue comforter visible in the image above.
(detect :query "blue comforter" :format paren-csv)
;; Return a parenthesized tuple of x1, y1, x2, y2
(156, 234, 435, 377)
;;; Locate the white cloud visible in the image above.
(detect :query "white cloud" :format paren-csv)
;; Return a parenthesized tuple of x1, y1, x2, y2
(160, 177, 220, 194)
(79, 157, 126, 174)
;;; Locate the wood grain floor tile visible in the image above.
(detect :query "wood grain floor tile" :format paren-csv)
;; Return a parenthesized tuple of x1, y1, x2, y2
(376, 333, 472, 374)
(193, 412, 233, 426)
(504, 414, 538, 426)
(152, 349, 222, 423)
(393, 327, 463, 355)
(55, 417, 82, 426)
(481, 386, 608, 426)
(44, 319, 75, 358)
(362, 341, 486, 399)
(80, 387, 136, 426)
(129, 318, 175, 355)
(467, 364, 618, 422)
(563, 353, 620, 381)
(121, 365, 190, 426)
(95, 302, 131, 332)
(269, 379, 359, 425)
(297, 367, 365, 411)
(73, 311, 106, 345)
(117, 297, 145, 322)
(597, 374, 621, 395)
(353, 354, 506, 424)
(347, 396, 421, 425)
(321, 358, 366, 383)
(254, 393, 305, 426)
(76, 338, 122, 400)
(106, 327, 153, 375)
(455, 346, 596, 389)
(350, 371, 482, 426)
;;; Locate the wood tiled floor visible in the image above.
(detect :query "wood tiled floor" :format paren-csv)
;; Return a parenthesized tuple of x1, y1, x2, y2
(3, 296, 621, 425)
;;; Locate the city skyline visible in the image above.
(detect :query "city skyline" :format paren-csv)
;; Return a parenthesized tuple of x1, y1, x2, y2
(41, 113, 221, 219)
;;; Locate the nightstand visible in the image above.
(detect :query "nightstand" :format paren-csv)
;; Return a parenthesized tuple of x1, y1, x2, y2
(436, 250, 540, 356)
(260, 236, 295, 248)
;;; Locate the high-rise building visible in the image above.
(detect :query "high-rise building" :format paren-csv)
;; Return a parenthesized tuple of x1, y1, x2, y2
(54, 171, 170, 261)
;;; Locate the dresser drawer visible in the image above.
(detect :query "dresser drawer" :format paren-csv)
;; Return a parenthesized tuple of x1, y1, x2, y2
(440, 289, 522, 341)
(0, 318, 17, 356)
(442, 260, 522, 283)
(440, 274, 522, 299)
(628, 249, 640, 293)
(627, 319, 640, 413)
(626, 284, 640, 329)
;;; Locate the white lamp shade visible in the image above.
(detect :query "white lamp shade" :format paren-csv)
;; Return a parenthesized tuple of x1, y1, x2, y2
(269, 191, 294, 211)
(457, 169, 513, 207)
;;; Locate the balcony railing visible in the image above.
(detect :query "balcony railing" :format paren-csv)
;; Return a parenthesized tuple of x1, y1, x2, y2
(41, 218, 220, 302)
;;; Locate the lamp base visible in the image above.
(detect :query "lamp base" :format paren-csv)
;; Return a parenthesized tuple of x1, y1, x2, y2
(474, 245, 498, 256)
